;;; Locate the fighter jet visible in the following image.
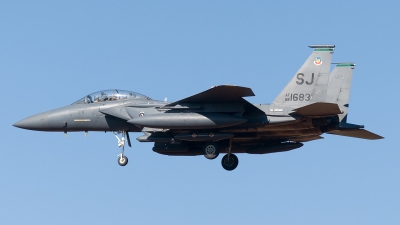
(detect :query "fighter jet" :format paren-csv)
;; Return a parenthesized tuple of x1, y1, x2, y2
(13, 45, 383, 171)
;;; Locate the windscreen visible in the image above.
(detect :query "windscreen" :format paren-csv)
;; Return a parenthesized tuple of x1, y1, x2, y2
(72, 89, 151, 104)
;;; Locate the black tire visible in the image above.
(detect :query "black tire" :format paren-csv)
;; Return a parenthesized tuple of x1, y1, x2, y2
(221, 154, 238, 171)
(118, 155, 128, 166)
(203, 143, 219, 160)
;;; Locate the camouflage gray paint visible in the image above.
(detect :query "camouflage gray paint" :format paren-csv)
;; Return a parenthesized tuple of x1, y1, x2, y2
(13, 45, 383, 171)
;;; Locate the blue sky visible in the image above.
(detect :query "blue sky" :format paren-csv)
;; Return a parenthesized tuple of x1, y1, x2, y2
(1, 1, 399, 224)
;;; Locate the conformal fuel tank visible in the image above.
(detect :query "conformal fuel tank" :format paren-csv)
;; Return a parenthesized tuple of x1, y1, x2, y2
(127, 113, 247, 129)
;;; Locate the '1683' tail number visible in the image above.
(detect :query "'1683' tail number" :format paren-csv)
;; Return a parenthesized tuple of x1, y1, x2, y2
(285, 93, 311, 102)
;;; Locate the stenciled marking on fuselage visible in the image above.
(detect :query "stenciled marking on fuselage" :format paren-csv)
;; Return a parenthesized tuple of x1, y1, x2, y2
(285, 93, 311, 102)
(295, 73, 314, 85)
(74, 119, 91, 122)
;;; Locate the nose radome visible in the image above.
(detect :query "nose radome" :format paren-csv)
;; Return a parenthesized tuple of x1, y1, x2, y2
(13, 112, 50, 131)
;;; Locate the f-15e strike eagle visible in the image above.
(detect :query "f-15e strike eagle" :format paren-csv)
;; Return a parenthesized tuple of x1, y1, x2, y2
(13, 45, 383, 171)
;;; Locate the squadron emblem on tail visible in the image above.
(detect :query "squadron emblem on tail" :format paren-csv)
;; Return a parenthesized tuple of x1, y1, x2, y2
(314, 56, 323, 65)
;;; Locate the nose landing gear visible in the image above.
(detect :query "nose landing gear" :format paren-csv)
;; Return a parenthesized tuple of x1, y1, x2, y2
(114, 131, 131, 166)
(118, 155, 128, 166)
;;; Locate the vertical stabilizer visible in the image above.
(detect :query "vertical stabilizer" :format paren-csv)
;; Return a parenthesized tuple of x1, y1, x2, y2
(272, 45, 334, 108)
(327, 62, 355, 122)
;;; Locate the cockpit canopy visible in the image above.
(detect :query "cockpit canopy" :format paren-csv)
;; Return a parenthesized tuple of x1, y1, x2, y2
(72, 89, 151, 104)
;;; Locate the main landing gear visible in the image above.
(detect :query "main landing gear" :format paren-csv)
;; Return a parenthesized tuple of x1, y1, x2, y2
(221, 154, 238, 171)
(203, 140, 239, 171)
(221, 140, 238, 171)
(203, 142, 219, 159)
(114, 131, 131, 166)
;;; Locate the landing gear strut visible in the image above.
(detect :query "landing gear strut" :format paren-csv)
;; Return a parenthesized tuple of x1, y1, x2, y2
(114, 131, 131, 166)
(221, 139, 238, 171)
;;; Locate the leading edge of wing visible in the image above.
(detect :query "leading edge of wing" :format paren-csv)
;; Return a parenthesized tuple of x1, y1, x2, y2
(166, 85, 255, 106)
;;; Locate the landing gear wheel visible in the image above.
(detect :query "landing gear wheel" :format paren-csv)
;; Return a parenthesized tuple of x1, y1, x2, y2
(203, 143, 219, 160)
(118, 155, 128, 166)
(221, 154, 238, 171)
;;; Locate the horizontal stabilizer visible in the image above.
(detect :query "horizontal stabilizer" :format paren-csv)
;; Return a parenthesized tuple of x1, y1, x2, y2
(338, 122, 364, 129)
(328, 129, 383, 140)
(292, 102, 342, 117)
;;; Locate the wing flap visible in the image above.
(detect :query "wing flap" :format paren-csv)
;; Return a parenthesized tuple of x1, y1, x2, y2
(328, 129, 383, 140)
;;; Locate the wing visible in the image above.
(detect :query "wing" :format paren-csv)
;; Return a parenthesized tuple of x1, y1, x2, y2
(164, 85, 265, 115)
(166, 85, 255, 106)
